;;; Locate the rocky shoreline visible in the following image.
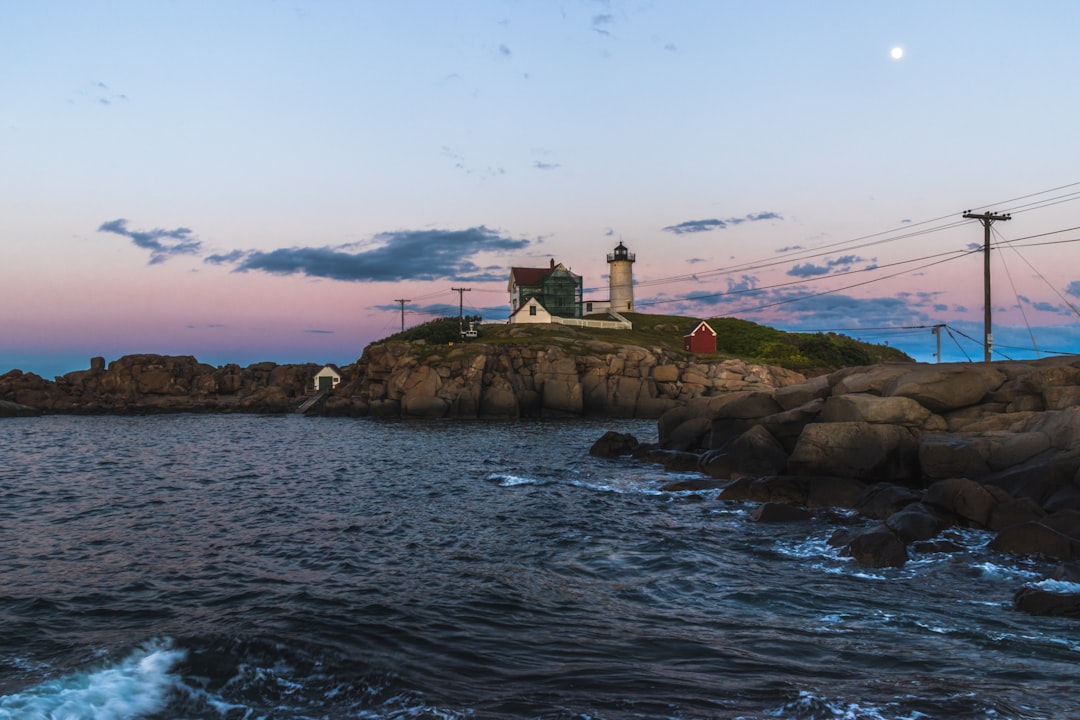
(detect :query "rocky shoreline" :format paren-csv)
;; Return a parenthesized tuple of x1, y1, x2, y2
(0, 342, 805, 418)
(590, 355, 1080, 618)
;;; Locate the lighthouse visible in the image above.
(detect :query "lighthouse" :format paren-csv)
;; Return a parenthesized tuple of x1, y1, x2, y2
(607, 241, 635, 312)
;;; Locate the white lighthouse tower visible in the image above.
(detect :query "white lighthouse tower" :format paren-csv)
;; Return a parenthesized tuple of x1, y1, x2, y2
(607, 241, 635, 312)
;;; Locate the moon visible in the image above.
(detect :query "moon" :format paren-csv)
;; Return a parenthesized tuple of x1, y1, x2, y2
(891, 47, 904, 60)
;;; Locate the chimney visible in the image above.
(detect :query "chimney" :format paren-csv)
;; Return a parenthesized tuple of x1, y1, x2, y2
(550, 258, 555, 269)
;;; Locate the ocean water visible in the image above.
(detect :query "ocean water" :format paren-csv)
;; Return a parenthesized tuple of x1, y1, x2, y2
(1, 414, 1078, 719)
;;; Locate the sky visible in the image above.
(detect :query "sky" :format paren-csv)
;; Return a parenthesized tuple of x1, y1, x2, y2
(4, 1, 1080, 378)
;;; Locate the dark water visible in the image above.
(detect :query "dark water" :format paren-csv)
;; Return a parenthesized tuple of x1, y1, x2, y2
(1, 415, 1078, 719)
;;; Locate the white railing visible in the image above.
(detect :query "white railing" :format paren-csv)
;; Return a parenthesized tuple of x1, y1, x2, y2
(550, 312, 632, 330)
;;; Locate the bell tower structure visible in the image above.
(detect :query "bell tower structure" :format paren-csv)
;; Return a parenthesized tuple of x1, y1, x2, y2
(607, 241, 635, 312)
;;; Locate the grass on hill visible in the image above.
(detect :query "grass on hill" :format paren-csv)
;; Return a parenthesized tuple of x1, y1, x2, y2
(373, 312, 913, 371)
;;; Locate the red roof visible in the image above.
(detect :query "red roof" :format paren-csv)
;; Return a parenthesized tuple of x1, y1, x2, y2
(510, 266, 553, 286)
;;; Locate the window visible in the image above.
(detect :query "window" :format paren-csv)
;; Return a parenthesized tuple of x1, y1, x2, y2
(529, 305, 537, 316)
(586, 302, 593, 312)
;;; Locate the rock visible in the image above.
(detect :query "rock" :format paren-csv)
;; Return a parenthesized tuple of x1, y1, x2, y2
(787, 422, 920, 483)
(660, 477, 730, 492)
(752, 503, 813, 523)
(923, 477, 998, 528)
(0, 399, 41, 417)
(729, 425, 789, 478)
(912, 539, 966, 554)
(89, 356, 106, 371)
(885, 502, 953, 543)
(633, 448, 701, 473)
(757, 399, 825, 452)
(664, 417, 712, 452)
(717, 476, 755, 502)
(773, 375, 832, 411)
(919, 434, 991, 480)
(829, 364, 912, 396)
(698, 449, 732, 479)
(589, 431, 640, 458)
(652, 364, 679, 382)
(855, 484, 921, 520)
(806, 476, 868, 509)
(989, 496, 1046, 531)
(989, 521, 1077, 560)
(1013, 585, 1080, 618)
(819, 393, 933, 427)
(840, 525, 909, 568)
(746, 476, 809, 504)
(884, 364, 1006, 413)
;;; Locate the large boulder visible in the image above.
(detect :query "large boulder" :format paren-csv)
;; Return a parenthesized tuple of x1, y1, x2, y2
(0, 399, 41, 417)
(773, 375, 831, 411)
(884, 364, 1006, 413)
(589, 431, 639, 458)
(819, 393, 936, 428)
(919, 434, 990, 480)
(1013, 584, 1080, 618)
(855, 483, 921, 520)
(752, 503, 813, 523)
(835, 524, 909, 568)
(806, 476, 868, 509)
(923, 477, 999, 528)
(729, 425, 789, 478)
(989, 521, 1077, 560)
(885, 502, 953, 543)
(787, 422, 920, 483)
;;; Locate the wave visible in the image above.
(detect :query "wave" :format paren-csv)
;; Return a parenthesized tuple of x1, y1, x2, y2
(0, 639, 185, 720)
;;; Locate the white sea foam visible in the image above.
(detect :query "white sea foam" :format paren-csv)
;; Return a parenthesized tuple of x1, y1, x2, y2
(486, 472, 547, 487)
(759, 689, 930, 719)
(0, 639, 185, 720)
(1031, 578, 1080, 594)
(972, 561, 1041, 582)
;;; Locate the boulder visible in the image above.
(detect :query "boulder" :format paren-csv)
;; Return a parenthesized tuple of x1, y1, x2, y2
(807, 476, 868, 509)
(819, 393, 933, 427)
(1013, 585, 1080, 618)
(752, 503, 813, 523)
(0, 399, 41, 417)
(885, 502, 953, 543)
(757, 399, 825, 452)
(829, 364, 912, 396)
(664, 417, 712, 452)
(923, 477, 998, 528)
(729, 425, 789, 478)
(773, 375, 831, 411)
(787, 422, 920, 483)
(855, 483, 921, 520)
(746, 475, 810, 504)
(919, 434, 991, 480)
(989, 496, 1046, 531)
(884, 364, 1006, 413)
(589, 431, 640, 458)
(660, 477, 729, 492)
(698, 449, 732, 479)
(839, 525, 909, 568)
(989, 521, 1077, 560)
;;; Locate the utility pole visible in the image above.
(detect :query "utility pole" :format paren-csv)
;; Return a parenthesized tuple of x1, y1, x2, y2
(931, 324, 945, 364)
(393, 299, 410, 333)
(451, 287, 471, 334)
(962, 210, 1011, 362)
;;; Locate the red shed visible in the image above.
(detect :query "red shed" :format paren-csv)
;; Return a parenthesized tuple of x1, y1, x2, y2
(683, 320, 717, 353)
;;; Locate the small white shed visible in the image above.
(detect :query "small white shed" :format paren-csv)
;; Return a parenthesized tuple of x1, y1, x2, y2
(313, 365, 342, 392)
